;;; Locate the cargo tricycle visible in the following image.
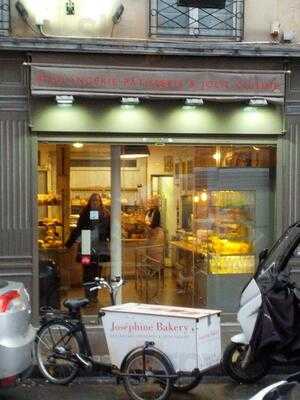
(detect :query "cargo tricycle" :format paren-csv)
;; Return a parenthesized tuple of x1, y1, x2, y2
(35, 277, 221, 400)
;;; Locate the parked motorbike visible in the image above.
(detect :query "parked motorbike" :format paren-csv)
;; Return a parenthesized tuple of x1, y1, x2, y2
(223, 221, 300, 383)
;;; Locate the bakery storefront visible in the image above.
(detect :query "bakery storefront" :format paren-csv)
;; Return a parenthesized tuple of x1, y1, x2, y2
(30, 60, 284, 315)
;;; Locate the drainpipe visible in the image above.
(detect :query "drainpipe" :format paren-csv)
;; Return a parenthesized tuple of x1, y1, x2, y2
(110, 145, 122, 304)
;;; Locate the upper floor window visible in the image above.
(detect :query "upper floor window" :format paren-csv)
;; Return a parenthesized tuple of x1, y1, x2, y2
(149, 0, 244, 40)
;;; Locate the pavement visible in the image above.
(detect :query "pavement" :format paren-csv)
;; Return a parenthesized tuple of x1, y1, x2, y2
(0, 375, 287, 400)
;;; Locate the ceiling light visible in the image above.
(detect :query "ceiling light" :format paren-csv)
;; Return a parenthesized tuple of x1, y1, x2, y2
(213, 151, 221, 162)
(185, 98, 204, 106)
(252, 146, 260, 151)
(200, 192, 208, 202)
(249, 98, 268, 107)
(121, 97, 140, 105)
(56, 95, 74, 106)
(73, 142, 83, 149)
(121, 145, 150, 159)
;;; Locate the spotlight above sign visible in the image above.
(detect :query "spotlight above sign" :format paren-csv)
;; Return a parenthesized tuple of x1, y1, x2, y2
(185, 98, 204, 106)
(121, 97, 140, 105)
(55, 95, 74, 106)
(249, 98, 268, 107)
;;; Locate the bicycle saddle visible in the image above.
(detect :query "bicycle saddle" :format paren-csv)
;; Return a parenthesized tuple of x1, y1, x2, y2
(63, 298, 90, 311)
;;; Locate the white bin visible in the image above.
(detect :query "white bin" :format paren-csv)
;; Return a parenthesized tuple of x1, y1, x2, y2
(102, 303, 221, 373)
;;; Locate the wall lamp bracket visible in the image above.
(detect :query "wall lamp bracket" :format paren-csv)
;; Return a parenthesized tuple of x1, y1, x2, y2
(66, 0, 75, 16)
(112, 4, 124, 24)
(15, 0, 29, 20)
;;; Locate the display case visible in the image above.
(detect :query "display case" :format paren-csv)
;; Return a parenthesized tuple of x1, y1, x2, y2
(171, 190, 256, 308)
(197, 190, 256, 275)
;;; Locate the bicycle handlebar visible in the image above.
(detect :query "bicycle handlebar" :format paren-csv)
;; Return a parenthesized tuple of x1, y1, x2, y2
(83, 276, 124, 295)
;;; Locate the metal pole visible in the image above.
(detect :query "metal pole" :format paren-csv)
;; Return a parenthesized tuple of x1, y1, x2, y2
(110, 145, 122, 304)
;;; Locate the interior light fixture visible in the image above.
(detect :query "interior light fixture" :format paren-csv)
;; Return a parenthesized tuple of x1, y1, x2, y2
(213, 151, 221, 162)
(56, 95, 74, 107)
(73, 142, 83, 149)
(121, 145, 150, 159)
(200, 192, 208, 202)
(185, 98, 204, 106)
(121, 97, 140, 105)
(252, 146, 260, 151)
(249, 98, 268, 107)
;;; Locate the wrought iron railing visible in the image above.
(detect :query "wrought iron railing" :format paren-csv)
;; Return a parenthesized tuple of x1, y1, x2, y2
(0, 0, 9, 36)
(149, 0, 244, 40)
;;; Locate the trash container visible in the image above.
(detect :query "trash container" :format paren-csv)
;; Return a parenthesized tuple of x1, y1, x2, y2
(39, 259, 60, 310)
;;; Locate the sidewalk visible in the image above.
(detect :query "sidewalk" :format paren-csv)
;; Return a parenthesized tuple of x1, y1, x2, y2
(8, 375, 286, 400)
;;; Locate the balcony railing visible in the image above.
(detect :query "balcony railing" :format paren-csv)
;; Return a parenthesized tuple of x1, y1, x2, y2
(0, 0, 9, 36)
(149, 0, 244, 40)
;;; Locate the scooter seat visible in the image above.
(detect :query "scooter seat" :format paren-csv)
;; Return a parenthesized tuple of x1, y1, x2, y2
(63, 298, 90, 311)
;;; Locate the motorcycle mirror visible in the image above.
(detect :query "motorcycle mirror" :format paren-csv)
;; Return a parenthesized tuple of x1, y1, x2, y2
(259, 248, 268, 263)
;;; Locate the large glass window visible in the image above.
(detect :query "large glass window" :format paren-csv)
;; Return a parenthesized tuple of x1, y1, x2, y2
(37, 143, 276, 314)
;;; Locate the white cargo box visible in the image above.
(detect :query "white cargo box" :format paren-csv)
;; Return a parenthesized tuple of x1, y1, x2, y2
(102, 303, 221, 373)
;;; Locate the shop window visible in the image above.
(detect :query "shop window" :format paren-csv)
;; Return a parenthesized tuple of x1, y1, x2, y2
(150, 0, 244, 39)
(37, 143, 276, 314)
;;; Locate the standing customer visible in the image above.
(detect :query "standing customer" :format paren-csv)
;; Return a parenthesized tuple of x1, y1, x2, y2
(145, 196, 161, 230)
(146, 203, 165, 265)
(65, 193, 110, 302)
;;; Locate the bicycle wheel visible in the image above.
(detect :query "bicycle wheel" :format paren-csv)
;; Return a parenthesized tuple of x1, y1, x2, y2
(122, 348, 173, 400)
(35, 320, 83, 384)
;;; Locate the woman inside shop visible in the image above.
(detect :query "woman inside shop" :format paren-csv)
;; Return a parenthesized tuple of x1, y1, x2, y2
(146, 207, 165, 263)
(65, 193, 110, 303)
(145, 196, 161, 229)
(138, 204, 165, 302)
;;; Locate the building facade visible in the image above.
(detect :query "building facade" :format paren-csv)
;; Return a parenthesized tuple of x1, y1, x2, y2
(0, 0, 300, 321)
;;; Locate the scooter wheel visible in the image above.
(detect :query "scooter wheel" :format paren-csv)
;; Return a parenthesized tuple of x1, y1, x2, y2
(222, 342, 270, 384)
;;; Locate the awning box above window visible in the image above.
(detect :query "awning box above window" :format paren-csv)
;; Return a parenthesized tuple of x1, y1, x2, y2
(30, 64, 285, 100)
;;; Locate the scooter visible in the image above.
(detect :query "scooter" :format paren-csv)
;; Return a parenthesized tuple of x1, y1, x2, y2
(249, 372, 300, 400)
(223, 221, 300, 383)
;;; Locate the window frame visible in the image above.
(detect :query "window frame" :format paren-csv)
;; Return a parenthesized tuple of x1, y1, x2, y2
(149, 0, 244, 40)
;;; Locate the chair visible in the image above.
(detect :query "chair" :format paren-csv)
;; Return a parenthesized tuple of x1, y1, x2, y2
(135, 244, 165, 303)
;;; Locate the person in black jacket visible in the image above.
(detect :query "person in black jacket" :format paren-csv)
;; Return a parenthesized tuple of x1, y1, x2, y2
(65, 193, 110, 302)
